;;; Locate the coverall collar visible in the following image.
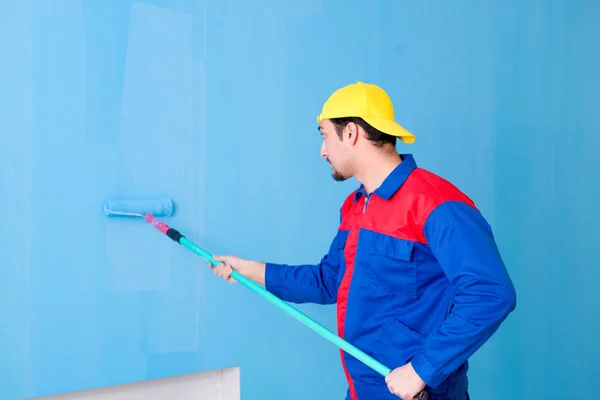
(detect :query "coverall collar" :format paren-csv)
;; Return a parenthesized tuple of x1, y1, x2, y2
(353, 153, 417, 201)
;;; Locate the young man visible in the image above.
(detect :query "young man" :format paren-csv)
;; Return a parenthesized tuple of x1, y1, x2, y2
(210, 82, 517, 400)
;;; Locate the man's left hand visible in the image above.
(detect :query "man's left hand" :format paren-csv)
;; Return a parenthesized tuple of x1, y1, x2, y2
(385, 362, 427, 399)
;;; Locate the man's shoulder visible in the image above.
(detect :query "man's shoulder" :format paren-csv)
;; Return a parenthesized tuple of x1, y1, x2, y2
(393, 167, 478, 226)
(404, 167, 475, 205)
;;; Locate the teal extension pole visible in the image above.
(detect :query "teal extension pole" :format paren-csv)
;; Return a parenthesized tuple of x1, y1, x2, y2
(145, 213, 392, 377)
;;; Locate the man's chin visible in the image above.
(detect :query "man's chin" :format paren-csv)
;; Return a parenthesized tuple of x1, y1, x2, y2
(332, 171, 348, 182)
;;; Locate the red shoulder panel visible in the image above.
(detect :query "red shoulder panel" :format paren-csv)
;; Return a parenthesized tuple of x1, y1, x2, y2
(357, 168, 477, 244)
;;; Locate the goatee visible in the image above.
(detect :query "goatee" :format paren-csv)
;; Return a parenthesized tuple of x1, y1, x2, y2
(332, 170, 347, 182)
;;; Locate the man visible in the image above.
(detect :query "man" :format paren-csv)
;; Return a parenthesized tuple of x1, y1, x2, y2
(210, 82, 517, 400)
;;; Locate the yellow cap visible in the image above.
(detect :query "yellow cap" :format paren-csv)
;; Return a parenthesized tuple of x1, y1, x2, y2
(317, 82, 415, 143)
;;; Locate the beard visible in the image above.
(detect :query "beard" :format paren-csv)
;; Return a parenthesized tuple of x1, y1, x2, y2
(332, 169, 347, 181)
(327, 158, 348, 181)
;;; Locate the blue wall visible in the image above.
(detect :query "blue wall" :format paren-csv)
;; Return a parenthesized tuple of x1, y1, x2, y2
(1, 1, 599, 399)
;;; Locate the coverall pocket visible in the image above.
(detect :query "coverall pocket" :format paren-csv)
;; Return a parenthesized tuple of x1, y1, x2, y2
(366, 232, 417, 297)
(374, 318, 426, 367)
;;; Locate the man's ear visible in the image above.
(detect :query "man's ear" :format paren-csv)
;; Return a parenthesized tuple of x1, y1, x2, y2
(345, 122, 359, 145)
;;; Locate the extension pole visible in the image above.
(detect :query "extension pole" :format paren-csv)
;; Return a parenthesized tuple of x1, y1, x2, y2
(145, 214, 392, 376)
(145, 214, 428, 399)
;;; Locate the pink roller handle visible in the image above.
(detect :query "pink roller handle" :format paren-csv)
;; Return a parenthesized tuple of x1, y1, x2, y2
(145, 213, 171, 235)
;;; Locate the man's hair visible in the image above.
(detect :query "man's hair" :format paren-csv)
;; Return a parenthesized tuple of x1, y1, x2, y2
(329, 117, 397, 148)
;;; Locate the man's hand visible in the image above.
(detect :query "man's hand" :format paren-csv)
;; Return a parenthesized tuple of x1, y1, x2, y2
(209, 255, 266, 285)
(385, 362, 427, 399)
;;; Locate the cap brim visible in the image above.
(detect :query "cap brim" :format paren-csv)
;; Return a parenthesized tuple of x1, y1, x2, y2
(363, 117, 416, 143)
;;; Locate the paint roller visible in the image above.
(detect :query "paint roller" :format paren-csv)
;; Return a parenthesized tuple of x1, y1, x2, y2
(103, 197, 428, 399)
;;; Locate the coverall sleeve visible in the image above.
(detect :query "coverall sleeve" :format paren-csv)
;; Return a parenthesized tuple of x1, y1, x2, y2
(410, 200, 517, 388)
(263, 229, 347, 305)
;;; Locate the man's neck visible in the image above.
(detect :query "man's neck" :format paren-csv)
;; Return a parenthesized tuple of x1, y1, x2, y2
(355, 151, 402, 194)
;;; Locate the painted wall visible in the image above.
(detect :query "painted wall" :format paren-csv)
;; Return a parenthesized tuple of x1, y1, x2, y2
(1, 1, 598, 399)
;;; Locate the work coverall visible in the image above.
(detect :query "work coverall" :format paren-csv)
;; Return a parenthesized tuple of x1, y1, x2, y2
(265, 153, 517, 399)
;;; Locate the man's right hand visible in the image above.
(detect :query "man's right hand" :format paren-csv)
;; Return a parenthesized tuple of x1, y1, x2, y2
(209, 255, 266, 286)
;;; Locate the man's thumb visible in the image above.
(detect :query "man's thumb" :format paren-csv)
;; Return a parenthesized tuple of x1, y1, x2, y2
(212, 255, 228, 264)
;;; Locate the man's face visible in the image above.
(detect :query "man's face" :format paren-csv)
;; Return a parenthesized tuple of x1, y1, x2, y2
(319, 119, 352, 181)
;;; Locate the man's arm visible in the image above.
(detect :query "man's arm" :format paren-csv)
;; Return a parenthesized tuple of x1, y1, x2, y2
(410, 200, 517, 388)
(264, 229, 347, 305)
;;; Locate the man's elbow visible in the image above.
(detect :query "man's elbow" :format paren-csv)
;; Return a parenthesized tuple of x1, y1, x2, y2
(495, 279, 517, 318)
